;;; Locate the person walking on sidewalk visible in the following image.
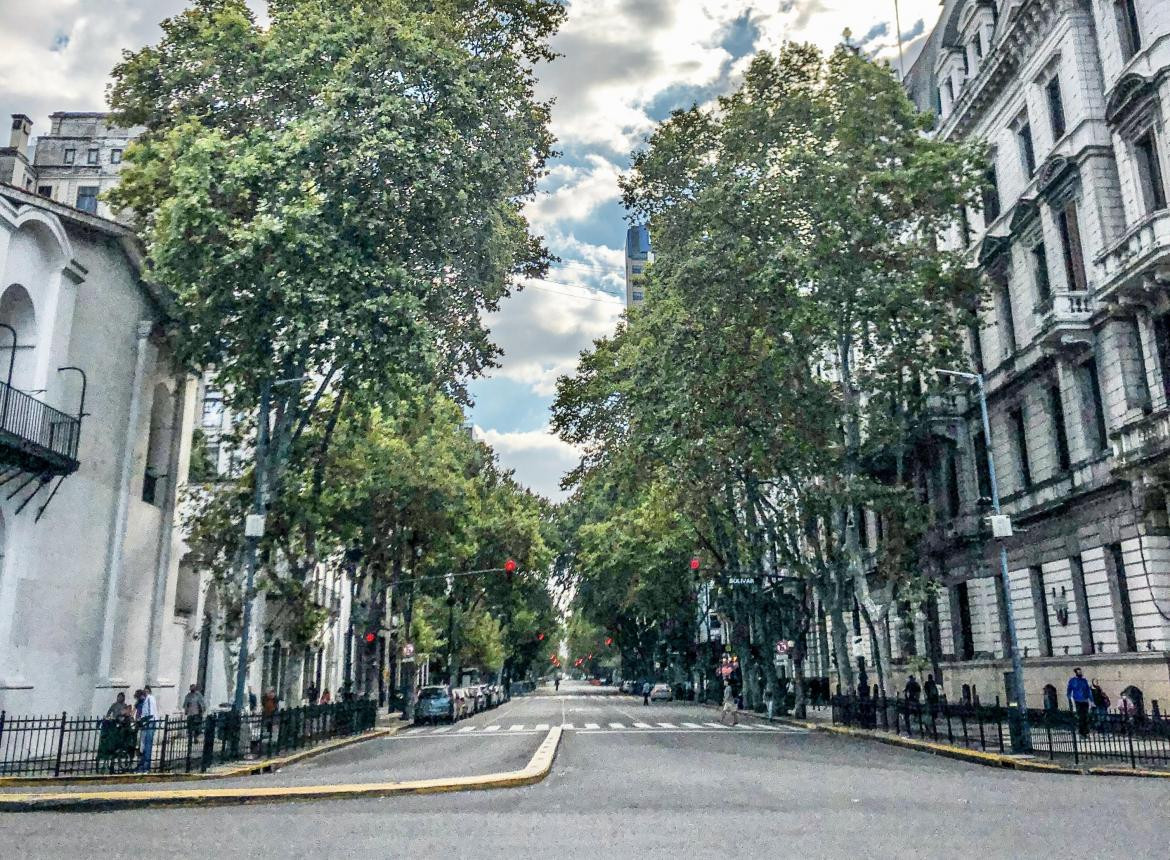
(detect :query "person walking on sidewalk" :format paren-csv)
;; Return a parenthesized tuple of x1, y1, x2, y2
(183, 684, 205, 746)
(1091, 679, 1110, 728)
(904, 675, 922, 705)
(642, 681, 651, 706)
(1067, 668, 1092, 737)
(137, 685, 158, 772)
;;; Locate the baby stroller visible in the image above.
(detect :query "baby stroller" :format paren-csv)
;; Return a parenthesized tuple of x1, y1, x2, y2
(97, 716, 139, 774)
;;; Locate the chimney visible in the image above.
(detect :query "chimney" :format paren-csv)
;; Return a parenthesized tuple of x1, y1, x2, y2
(9, 114, 32, 151)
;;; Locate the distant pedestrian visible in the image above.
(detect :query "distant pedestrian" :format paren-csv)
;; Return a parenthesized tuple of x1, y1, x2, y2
(642, 681, 651, 706)
(924, 674, 940, 714)
(721, 683, 739, 726)
(555, 676, 560, 692)
(904, 675, 921, 704)
(248, 687, 258, 712)
(1067, 668, 1092, 736)
(320, 688, 332, 705)
(138, 685, 158, 772)
(184, 684, 205, 745)
(106, 692, 129, 720)
(306, 682, 319, 705)
(857, 667, 870, 700)
(1091, 680, 1110, 727)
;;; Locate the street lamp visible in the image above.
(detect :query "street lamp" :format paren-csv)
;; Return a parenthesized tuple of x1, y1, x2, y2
(933, 368, 1032, 753)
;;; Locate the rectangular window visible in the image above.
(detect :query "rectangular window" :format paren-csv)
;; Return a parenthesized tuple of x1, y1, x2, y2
(1049, 383, 1071, 472)
(75, 186, 99, 214)
(36, 185, 52, 198)
(956, 582, 975, 660)
(1154, 314, 1170, 403)
(86, 148, 99, 166)
(1031, 566, 1053, 657)
(973, 36, 983, 60)
(1032, 243, 1052, 306)
(1077, 358, 1108, 453)
(1134, 130, 1167, 214)
(983, 164, 1001, 222)
(63, 148, 75, 165)
(1116, 0, 1142, 61)
(946, 448, 962, 519)
(1108, 543, 1138, 652)
(968, 323, 985, 374)
(1056, 202, 1087, 291)
(972, 429, 992, 502)
(1045, 76, 1066, 140)
(110, 148, 123, 165)
(998, 282, 1017, 355)
(1018, 122, 1037, 177)
(1010, 407, 1032, 490)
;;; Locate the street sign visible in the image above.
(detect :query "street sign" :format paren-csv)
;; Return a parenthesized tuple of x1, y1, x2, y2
(403, 642, 415, 658)
(776, 641, 788, 655)
(729, 577, 755, 586)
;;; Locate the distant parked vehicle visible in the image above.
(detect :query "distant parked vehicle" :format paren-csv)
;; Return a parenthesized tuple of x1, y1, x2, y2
(415, 686, 455, 725)
(618, 680, 632, 694)
(650, 683, 672, 702)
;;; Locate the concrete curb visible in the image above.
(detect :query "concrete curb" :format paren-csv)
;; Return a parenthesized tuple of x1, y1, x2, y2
(0, 726, 563, 812)
(775, 718, 1170, 779)
(0, 725, 402, 789)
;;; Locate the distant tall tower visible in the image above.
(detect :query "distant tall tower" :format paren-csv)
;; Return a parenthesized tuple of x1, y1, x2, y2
(625, 224, 651, 307)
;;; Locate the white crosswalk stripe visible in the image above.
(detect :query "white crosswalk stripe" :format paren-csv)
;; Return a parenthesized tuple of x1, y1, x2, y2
(400, 717, 810, 737)
(483, 725, 501, 733)
(633, 722, 651, 728)
(508, 724, 525, 731)
(457, 725, 478, 733)
(703, 722, 727, 728)
(433, 725, 453, 733)
(608, 722, 624, 729)
(682, 722, 703, 728)
(657, 722, 676, 728)
(535, 723, 550, 731)
(562, 723, 574, 730)
(584, 722, 600, 730)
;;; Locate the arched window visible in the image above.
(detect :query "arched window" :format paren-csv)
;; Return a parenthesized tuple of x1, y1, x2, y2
(0, 284, 36, 393)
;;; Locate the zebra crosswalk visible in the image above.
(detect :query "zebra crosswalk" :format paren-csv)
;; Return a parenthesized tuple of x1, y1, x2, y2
(401, 720, 807, 737)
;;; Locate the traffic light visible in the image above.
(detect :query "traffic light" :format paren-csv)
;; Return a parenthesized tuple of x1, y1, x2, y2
(364, 632, 377, 644)
(604, 637, 613, 646)
(504, 558, 517, 582)
(537, 632, 545, 642)
(690, 557, 701, 571)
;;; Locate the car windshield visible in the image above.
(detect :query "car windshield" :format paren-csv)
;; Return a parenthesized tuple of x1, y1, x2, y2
(419, 687, 448, 699)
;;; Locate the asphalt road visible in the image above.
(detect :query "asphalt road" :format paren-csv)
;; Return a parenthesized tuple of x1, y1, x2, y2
(3, 680, 1169, 858)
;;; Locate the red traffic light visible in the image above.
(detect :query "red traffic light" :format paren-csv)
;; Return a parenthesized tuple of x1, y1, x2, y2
(364, 632, 377, 643)
(504, 559, 517, 573)
(537, 632, 545, 641)
(690, 557, 701, 570)
(604, 637, 613, 646)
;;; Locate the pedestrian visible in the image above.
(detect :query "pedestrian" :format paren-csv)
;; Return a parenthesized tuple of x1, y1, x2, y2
(321, 688, 332, 705)
(306, 682, 319, 705)
(138, 685, 158, 772)
(642, 680, 651, 706)
(554, 675, 560, 692)
(904, 674, 922, 704)
(248, 687, 258, 712)
(1067, 667, 1092, 737)
(106, 692, 128, 720)
(183, 684, 205, 745)
(1090, 679, 1110, 728)
(924, 674, 940, 714)
(721, 682, 739, 726)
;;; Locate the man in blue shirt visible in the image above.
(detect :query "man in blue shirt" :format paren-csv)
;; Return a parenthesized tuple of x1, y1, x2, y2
(1067, 667, 1092, 737)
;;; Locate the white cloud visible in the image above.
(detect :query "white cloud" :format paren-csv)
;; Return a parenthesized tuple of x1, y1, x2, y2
(527, 154, 624, 235)
(474, 426, 582, 500)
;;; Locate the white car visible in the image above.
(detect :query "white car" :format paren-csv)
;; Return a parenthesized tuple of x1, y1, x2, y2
(650, 683, 673, 702)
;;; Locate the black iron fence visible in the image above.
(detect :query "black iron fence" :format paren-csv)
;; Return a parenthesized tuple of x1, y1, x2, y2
(831, 694, 1170, 769)
(0, 700, 377, 778)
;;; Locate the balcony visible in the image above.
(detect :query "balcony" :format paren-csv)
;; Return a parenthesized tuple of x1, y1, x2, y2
(1111, 409, 1170, 472)
(0, 381, 81, 477)
(1095, 210, 1170, 304)
(1034, 292, 1095, 352)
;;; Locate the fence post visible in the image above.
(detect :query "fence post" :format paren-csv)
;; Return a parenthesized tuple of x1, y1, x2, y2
(0, 710, 5, 755)
(159, 716, 170, 773)
(52, 711, 67, 777)
(1127, 715, 1137, 769)
(1045, 710, 1054, 761)
(201, 713, 216, 772)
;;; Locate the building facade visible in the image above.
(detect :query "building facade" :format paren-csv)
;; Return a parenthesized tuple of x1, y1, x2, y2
(0, 183, 197, 716)
(824, 0, 1170, 713)
(0, 112, 141, 219)
(625, 224, 651, 307)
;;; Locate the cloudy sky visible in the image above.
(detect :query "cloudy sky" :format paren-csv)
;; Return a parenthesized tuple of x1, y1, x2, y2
(1, 0, 944, 499)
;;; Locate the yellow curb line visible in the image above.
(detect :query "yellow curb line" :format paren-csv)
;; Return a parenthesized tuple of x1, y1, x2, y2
(0, 727, 562, 812)
(813, 724, 1170, 777)
(0, 727, 400, 789)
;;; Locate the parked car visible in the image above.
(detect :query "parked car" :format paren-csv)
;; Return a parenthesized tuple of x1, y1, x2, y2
(650, 683, 672, 702)
(415, 685, 455, 725)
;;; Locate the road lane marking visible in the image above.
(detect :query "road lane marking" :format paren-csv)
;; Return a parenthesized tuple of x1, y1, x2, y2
(633, 722, 651, 728)
(562, 723, 574, 730)
(457, 726, 477, 733)
(703, 722, 727, 728)
(535, 723, 550, 731)
(657, 722, 676, 728)
(609, 722, 624, 729)
(432, 726, 453, 733)
(584, 723, 600, 729)
(509, 725, 525, 731)
(682, 722, 703, 728)
(484, 725, 501, 733)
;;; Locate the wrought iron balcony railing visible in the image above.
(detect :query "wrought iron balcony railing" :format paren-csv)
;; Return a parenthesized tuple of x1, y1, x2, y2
(0, 380, 81, 476)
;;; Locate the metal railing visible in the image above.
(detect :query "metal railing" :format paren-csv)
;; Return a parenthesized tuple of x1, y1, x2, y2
(831, 694, 1170, 769)
(0, 700, 377, 778)
(0, 380, 81, 467)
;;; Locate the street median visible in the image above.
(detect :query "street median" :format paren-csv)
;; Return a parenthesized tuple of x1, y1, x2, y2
(0, 726, 563, 812)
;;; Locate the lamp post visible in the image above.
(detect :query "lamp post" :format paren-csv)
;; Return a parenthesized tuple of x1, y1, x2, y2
(934, 368, 1032, 753)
